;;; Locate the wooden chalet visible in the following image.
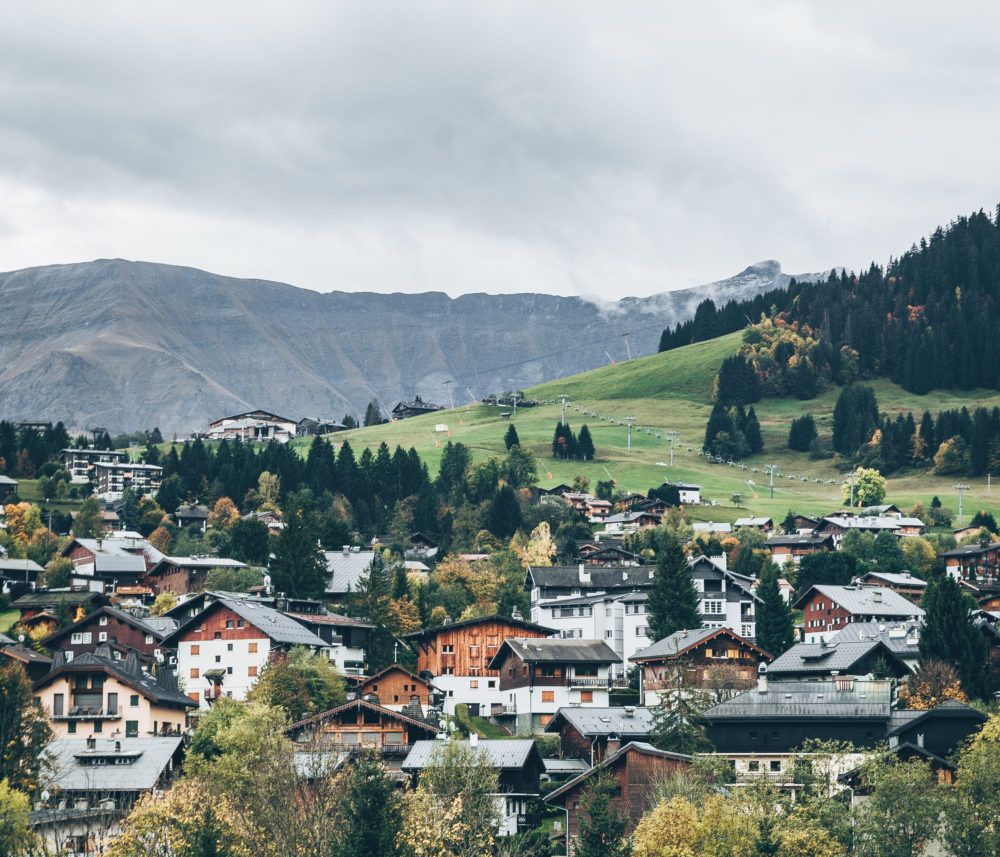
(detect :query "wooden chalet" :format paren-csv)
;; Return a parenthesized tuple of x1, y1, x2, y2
(630, 627, 771, 706)
(766, 639, 912, 681)
(734, 516, 774, 533)
(942, 541, 1000, 582)
(41, 605, 175, 667)
(544, 706, 655, 764)
(173, 503, 210, 530)
(546, 742, 692, 855)
(11, 590, 100, 622)
(795, 585, 924, 644)
(855, 570, 926, 603)
(391, 400, 443, 420)
(765, 533, 834, 565)
(144, 556, 247, 596)
(287, 696, 439, 773)
(351, 664, 440, 711)
(577, 545, 643, 566)
(0, 641, 53, 681)
(403, 614, 554, 716)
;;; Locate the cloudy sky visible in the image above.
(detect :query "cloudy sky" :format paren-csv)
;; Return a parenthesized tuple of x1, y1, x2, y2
(0, 2, 997, 298)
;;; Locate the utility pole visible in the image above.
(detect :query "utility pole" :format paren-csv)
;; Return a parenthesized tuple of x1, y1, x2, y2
(557, 393, 570, 424)
(954, 484, 970, 526)
(443, 379, 454, 410)
(622, 332, 633, 362)
(764, 464, 775, 499)
(624, 416, 636, 452)
(665, 430, 679, 466)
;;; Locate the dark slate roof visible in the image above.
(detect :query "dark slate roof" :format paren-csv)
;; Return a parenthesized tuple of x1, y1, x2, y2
(1, 643, 52, 665)
(524, 565, 656, 591)
(942, 542, 1000, 558)
(765, 533, 833, 547)
(544, 706, 654, 737)
(488, 638, 619, 668)
(793, 585, 925, 616)
(403, 614, 554, 643)
(704, 679, 894, 721)
(42, 605, 173, 648)
(12, 590, 98, 609)
(41, 737, 183, 792)
(887, 700, 987, 735)
(827, 621, 921, 655)
(631, 627, 768, 662)
(288, 696, 440, 733)
(163, 596, 327, 648)
(35, 651, 195, 708)
(766, 641, 910, 676)
(402, 739, 539, 771)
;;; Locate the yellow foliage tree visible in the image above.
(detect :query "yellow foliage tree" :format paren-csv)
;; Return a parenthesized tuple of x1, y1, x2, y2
(632, 795, 702, 857)
(897, 659, 968, 709)
(516, 521, 557, 568)
(389, 597, 422, 635)
(208, 497, 241, 531)
(148, 525, 173, 554)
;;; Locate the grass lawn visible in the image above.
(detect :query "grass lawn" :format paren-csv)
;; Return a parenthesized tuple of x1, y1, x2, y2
(303, 329, 1000, 526)
(0, 609, 20, 634)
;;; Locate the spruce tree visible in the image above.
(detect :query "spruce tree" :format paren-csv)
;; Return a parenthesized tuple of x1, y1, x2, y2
(269, 508, 328, 598)
(503, 423, 520, 451)
(577, 424, 596, 460)
(919, 575, 989, 699)
(745, 406, 764, 454)
(647, 533, 701, 642)
(755, 565, 794, 656)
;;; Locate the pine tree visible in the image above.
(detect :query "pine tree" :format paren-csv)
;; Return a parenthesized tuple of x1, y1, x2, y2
(647, 533, 701, 642)
(744, 406, 764, 454)
(577, 424, 596, 460)
(486, 485, 522, 539)
(269, 508, 328, 598)
(919, 575, 989, 699)
(503, 423, 520, 451)
(649, 657, 714, 755)
(346, 552, 397, 672)
(754, 565, 794, 657)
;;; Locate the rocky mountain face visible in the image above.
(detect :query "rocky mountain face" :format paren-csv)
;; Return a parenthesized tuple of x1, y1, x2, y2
(0, 259, 831, 435)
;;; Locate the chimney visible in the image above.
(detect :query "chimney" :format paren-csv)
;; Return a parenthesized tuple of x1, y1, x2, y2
(115, 741, 121, 752)
(578, 564, 591, 584)
(469, 732, 479, 747)
(86, 737, 96, 749)
(606, 735, 621, 756)
(757, 663, 768, 693)
(711, 553, 727, 571)
(96, 538, 102, 550)
(342, 545, 350, 556)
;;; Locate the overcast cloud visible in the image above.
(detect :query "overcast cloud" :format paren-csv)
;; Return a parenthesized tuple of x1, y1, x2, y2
(0, 1, 997, 298)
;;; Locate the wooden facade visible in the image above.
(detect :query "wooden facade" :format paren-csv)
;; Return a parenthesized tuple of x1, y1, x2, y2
(547, 743, 692, 855)
(352, 665, 438, 708)
(405, 615, 552, 679)
(42, 607, 168, 666)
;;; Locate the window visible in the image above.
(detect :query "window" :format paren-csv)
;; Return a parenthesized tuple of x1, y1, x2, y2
(770, 760, 781, 772)
(605, 630, 613, 638)
(98, 632, 107, 642)
(248, 643, 258, 653)
(541, 691, 555, 703)
(71, 632, 83, 644)
(64, 651, 73, 662)
(443, 667, 454, 675)
(470, 680, 479, 688)
(580, 690, 593, 703)
(126, 721, 138, 737)
(130, 694, 139, 707)
(214, 632, 222, 640)
(99, 616, 108, 626)
(488, 680, 496, 688)
(226, 620, 234, 629)
(703, 601, 724, 615)
(145, 635, 153, 644)
(107, 693, 118, 715)
(226, 666, 233, 675)
(53, 694, 64, 716)
(191, 668, 200, 679)
(215, 656, 221, 663)
(441, 645, 454, 654)
(637, 626, 648, 637)
(742, 625, 754, 638)
(83, 632, 92, 643)
(248, 666, 258, 677)
(748, 760, 760, 772)
(237, 620, 245, 628)
(68, 720, 76, 734)
(227, 643, 234, 651)
(94, 720, 102, 733)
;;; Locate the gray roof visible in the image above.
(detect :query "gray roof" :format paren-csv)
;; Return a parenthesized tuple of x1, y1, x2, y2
(492, 638, 620, 666)
(794, 585, 925, 617)
(0, 474, 18, 485)
(164, 596, 328, 648)
(402, 739, 538, 771)
(734, 517, 773, 528)
(92, 555, 147, 574)
(324, 549, 378, 595)
(43, 605, 176, 647)
(141, 616, 179, 635)
(631, 627, 741, 662)
(820, 516, 902, 531)
(827, 621, 921, 655)
(857, 571, 926, 588)
(705, 679, 894, 721)
(525, 565, 656, 591)
(545, 706, 654, 737)
(545, 742, 692, 804)
(692, 522, 732, 533)
(158, 556, 247, 569)
(767, 641, 911, 676)
(0, 558, 44, 575)
(42, 737, 183, 792)
(765, 533, 832, 547)
(38, 650, 196, 708)
(544, 758, 590, 775)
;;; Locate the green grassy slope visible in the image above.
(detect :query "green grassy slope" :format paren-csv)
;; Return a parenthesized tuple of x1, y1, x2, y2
(299, 332, 1000, 526)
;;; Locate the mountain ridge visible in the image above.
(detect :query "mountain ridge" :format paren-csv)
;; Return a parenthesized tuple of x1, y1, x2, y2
(0, 258, 832, 434)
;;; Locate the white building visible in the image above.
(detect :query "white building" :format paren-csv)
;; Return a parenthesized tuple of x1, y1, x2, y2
(206, 410, 296, 443)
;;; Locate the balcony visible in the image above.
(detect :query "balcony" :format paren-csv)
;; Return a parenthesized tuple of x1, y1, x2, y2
(53, 707, 121, 721)
(569, 676, 631, 689)
(491, 704, 517, 716)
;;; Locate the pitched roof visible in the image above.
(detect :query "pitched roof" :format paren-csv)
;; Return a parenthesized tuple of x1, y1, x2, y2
(163, 596, 327, 648)
(857, 571, 927, 588)
(631, 627, 769, 662)
(734, 517, 773, 528)
(827, 621, 921, 655)
(41, 737, 184, 792)
(793, 585, 925, 616)
(12, 590, 98, 609)
(403, 614, 554, 643)
(488, 637, 619, 668)
(402, 739, 540, 771)
(35, 651, 195, 708)
(288, 696, 440, 734)
(1, 643, 52, 665)
(545, 742, 692, 804)
(886, 699, 987, 736)
(544, 706, 655, 737)
(524, 565, 655, 591)
(704, 679, 893, 721)
(42, 605, 174, 647)
(766, 640, 911, 676)
(324, 549, 378, 595)
(0, 558, 44, 575)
